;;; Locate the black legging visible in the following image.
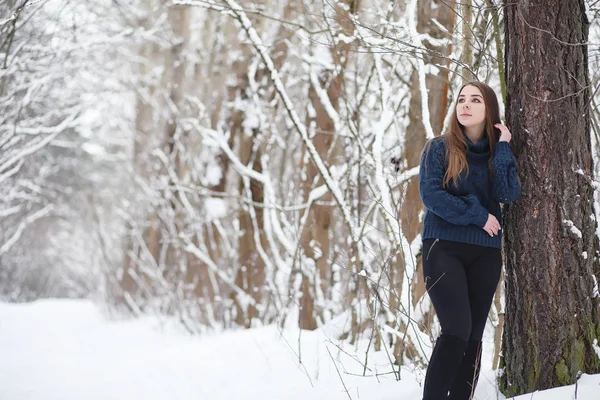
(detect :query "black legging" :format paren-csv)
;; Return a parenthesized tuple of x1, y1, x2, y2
(421, 238, 502, 400)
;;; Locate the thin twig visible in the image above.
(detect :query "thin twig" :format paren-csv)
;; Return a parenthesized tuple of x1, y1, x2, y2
(326, 346, 353, 400)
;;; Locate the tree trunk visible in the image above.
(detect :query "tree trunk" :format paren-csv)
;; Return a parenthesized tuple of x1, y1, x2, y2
(501, 1, 600, 395)
(232, 0, 295, 327)
(403, 0, 455, 341)
(227, 40, 263, 327)
(119, 4, 192, 314)
(193, 13, 238, 326)
(298, 0, 358, 330)
(459, 0, 475, 83)
(403, 0, 455, 242)
(118, 4, 167, 309)
(234, 141, 267, 327)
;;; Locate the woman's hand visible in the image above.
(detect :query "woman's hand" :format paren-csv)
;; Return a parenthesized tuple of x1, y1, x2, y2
(495, 123, 512, 143)
(483, 214, 501, 236)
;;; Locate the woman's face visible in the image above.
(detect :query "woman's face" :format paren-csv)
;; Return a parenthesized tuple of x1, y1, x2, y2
(456, 85, 486, 130)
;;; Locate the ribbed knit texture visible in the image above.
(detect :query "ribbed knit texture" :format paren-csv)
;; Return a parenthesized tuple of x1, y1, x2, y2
(419, 135, 520, 249)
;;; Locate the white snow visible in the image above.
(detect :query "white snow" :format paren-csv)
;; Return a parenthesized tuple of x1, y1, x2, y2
(204, 197, 227, 221)
(1, 299, 599, 400)
(563, 219, 583, 238)
(594, 339, 600, 361)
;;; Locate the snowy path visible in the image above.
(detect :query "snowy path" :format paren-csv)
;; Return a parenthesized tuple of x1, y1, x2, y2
(0, 300, 598, 400)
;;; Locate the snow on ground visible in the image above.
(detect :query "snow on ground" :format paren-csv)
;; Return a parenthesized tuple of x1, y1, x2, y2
(0, 299, 598, 400)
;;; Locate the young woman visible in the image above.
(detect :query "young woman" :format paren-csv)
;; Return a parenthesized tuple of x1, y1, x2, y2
(418, 81, 521, 400)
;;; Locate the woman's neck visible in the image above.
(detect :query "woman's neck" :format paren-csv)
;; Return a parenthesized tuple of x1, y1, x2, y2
(464, 125, 485, 144)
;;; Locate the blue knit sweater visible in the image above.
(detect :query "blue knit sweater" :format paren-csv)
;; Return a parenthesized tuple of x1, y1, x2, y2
(419, 134, 521, 249)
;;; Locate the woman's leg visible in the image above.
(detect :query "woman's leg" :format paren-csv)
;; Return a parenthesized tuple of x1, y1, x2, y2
(447, 340, 482, 400)
(422, 239, 472, 400)
(424, 335, 469, 400)
(448, 247, 502, 400)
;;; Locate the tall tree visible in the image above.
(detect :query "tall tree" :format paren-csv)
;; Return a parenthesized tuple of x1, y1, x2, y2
(231, 0, 296, 327)
(501, 0, 600, 394)
(298, 0, 359, 330)
(403, 0, 455, 332)
(119, 3, 192, 311)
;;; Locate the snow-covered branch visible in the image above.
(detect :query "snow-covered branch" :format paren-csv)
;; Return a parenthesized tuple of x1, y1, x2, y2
(222, 0, 359, 241)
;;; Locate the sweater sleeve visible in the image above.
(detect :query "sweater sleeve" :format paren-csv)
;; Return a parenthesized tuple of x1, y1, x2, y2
(419, 139, 490, 227)
(491, 141, 521, 203)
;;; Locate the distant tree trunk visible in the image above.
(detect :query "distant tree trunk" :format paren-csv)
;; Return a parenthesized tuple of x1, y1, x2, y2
(234, 137, 267, 326)
(403, 0, 455, 347)
(501, 0, 600, 395)
(459, 0, 475, 83)
(201, 0, 269, 327)
(194, 13, 237, 325)
(118, 5, 166, 308)
(226, 43, 255, 326)
(118, 5, 191, 313)
(232, 0, 295, 327)
(162, 7, 192, 317)
(298, 0, 358, 330)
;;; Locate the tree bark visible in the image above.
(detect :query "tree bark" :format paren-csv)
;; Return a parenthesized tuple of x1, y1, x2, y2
(119, 4, 192, 314)
(460, 0, 475, 83)
(501, 0, 600, 395)
(298, 0, 358, 330)
(118, 3, 167, 308)
(234, 141, 267, 326)
(403, 0, 455, 340)
(232, 0, 295, 327)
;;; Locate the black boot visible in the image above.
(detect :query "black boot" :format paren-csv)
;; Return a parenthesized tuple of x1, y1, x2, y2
(448, 340, 482, 400)
(423, 334, 468, 400)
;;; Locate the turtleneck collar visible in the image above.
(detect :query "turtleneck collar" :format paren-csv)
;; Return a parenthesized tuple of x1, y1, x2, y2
(464, 133, 490, 157)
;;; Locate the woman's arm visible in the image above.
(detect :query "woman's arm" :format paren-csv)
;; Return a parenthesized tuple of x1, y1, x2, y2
(419, 139, 490, 227)
(491, 142, 521, 203)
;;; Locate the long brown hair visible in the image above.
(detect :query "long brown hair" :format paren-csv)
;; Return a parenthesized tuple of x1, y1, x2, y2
(432, 81, 501, 187)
